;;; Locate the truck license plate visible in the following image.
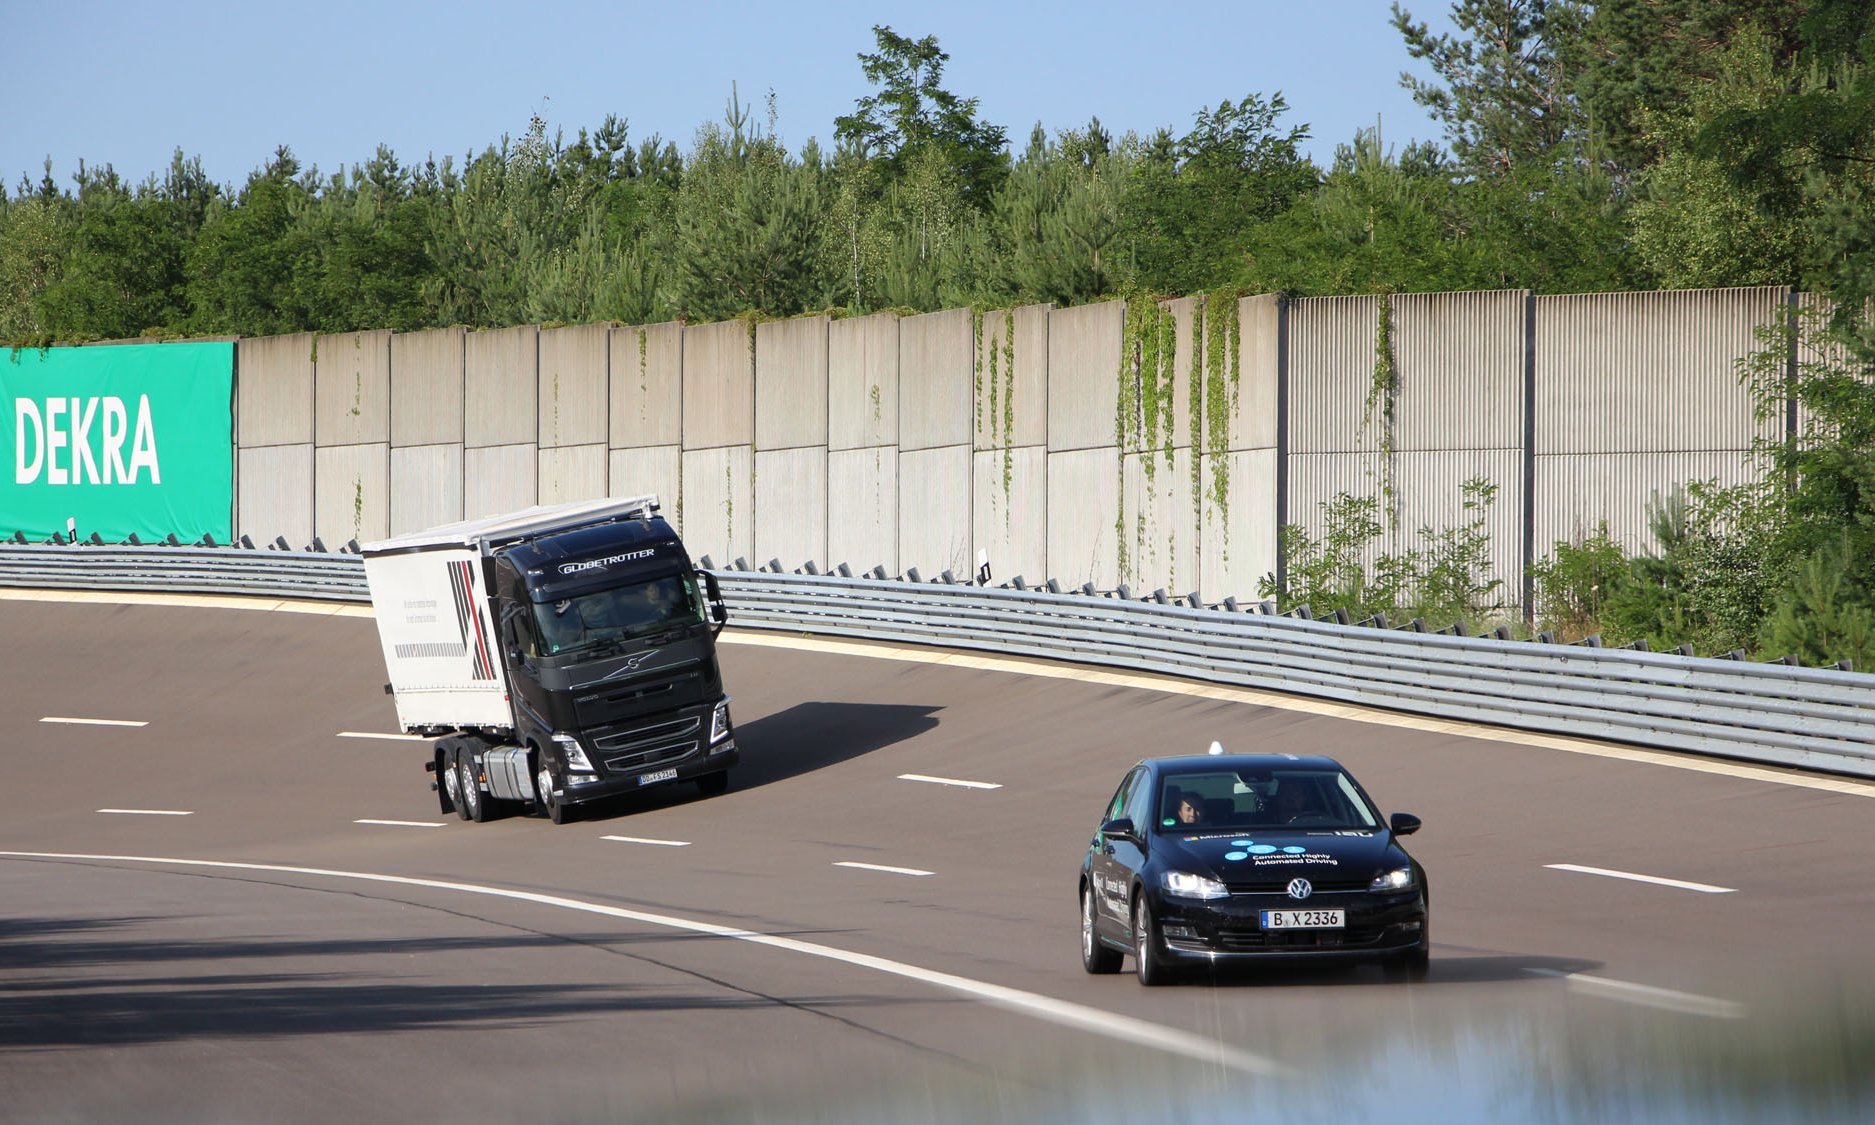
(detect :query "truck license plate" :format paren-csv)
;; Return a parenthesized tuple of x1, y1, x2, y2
(637, 767, 679, 786)
(1259, 909, 1345, 929)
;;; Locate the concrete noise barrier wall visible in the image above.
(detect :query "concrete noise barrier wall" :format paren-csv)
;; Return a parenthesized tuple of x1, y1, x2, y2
(226, 286, 1791, 613)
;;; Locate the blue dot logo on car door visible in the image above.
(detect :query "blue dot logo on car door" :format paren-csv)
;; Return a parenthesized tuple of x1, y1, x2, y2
(1232, 840, 1254, 848)
(1225, 851, 1248, 861)
(1249, 845, 1277, 855)
(1282, 846, 1306, 855)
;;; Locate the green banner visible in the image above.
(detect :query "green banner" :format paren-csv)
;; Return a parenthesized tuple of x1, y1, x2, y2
(2, 342, 234, 542)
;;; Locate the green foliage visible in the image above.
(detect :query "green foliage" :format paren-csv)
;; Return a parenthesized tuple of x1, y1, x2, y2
(1260, 477, 1504, 626)
(1760, 538, 1873, 668)
(1530, 523, 1629, 640)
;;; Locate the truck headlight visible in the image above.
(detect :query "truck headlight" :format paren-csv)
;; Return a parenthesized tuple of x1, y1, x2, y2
(552, 732, 595, 773)
(1369, 866, 1415, 892)
(1161, 871, 1228, 900)
(709, 699, 732, 746)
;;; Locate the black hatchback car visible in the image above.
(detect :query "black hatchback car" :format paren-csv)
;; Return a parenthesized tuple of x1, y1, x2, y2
(1079, 752, 1429, 984)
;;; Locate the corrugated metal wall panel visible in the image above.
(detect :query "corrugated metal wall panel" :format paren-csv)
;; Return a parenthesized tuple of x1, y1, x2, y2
(899, 444, 973, 577)
(1393, 290, 1527, 451)
(1287, 448, 1524, 615)
(679, 444, 753, 565)
(1287, 295, 1382, 455)
(1199, 447, 1278, 604)
(1532, 451, 1766, 558)
(1045, 447, 1120, 588)
(682, 321, 755, 450)
(828, 446, 898, 574)
(974, 446, 1046, 586)
(389, 444, 463, 536)
(236, 333, 315, 448)
(1535, 287, 1785, 454)
(753, 446, 828, 571)
(1122, 448, 1198, 595)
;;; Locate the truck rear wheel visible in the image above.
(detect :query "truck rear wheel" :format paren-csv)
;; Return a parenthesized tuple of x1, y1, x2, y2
(457, 752, 491, 823)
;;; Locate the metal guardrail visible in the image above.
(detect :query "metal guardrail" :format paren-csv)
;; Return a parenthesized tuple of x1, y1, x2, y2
(2, 545, 1870, 778)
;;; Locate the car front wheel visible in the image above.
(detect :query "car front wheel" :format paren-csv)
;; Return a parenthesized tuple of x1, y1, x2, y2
(1133, 896, 1168, 986)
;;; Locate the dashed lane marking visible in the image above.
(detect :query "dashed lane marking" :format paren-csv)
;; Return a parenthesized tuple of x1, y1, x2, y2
(338, 731, 430, 742)
(0, 851, 1284, 1077)
(600, 835, 691, 847)
(355, 819, 446, 828)
(43, 716, 147, 727)
(898, 773, 1002, 790)
(97, 809, 192, 816)
(1545, 863, 1736, 894)
(721, 632, 1875, 801)
(834, 861, 935, 877)
(1527, 968, 1746, 1019)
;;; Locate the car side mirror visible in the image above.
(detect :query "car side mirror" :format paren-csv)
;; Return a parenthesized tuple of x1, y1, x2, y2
(1389, 812, 1421, 836)
(1099, 817, 1137, 841)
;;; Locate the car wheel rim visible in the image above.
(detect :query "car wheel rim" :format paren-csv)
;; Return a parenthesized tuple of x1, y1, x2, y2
(1135, 904, 1148, 965)
(1082, 892, 1094, 960)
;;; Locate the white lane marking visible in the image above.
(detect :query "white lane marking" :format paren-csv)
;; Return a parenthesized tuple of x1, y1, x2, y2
(898, 773, 1002, 790)
(355, 819, 446, 828)
(601, 835, 691, 847)
(338, 731, 430, 742)
(720, 632, 1875, 801)
(1545, 863, 1736, 894)
(97, 809, 192, 816)
(43, 716, 147, 728)
(1527, 968, 1746, 1019)
(0, 851, 1283, 1076)
(834, 861, 935, 877)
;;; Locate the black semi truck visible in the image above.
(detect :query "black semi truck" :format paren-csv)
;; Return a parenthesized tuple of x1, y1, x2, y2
(361, 495, 737, 824)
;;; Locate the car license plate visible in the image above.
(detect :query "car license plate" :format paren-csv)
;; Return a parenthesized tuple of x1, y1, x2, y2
(1260, 909, 1345, 929)
(637, 767, 679, 786)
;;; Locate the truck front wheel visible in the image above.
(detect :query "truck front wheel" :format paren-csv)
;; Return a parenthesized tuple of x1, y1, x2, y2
(535, 757, 574, 825)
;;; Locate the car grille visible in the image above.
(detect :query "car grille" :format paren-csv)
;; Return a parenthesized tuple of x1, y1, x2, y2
(1207, 925, 1389, 951)
(1225, 878, 1371, 895)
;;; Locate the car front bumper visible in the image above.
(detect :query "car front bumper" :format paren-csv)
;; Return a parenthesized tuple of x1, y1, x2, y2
(1151, 889, 1426, 960)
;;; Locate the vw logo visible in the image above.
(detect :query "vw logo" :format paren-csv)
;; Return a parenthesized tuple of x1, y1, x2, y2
(1286, 878, 1313, 900)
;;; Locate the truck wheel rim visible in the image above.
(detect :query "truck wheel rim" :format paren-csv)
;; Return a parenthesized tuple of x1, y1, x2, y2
(460, 760, 478, 813)
(537, 768, 553, 809)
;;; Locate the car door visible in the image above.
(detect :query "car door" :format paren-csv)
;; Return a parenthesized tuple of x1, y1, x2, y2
(1090, 766, 1146, 935)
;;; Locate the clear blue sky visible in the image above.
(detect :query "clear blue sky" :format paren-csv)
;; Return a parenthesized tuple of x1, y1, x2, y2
(4, 0, 1456, 193)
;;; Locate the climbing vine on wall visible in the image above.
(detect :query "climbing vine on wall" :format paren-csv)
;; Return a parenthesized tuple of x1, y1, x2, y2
(1201, 288, 1245, 556)
(1359, 293, 1401, 530)
(974, 307, 1022, 527)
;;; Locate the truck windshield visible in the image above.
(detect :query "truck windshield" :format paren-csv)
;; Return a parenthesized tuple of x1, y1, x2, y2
(533, 573, 703, 657)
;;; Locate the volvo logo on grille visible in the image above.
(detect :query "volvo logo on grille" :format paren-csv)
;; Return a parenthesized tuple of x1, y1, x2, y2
(1286, 878, 1313, 900)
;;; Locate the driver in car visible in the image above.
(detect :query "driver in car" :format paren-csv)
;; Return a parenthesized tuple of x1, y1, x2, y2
(1270, 781, 1318, 824)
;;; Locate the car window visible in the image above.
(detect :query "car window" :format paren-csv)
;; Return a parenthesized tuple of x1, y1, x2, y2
(1125, 769, 1156, 828)
(1156, 767, 1381, 830)
(1104, 768, 1142, 824)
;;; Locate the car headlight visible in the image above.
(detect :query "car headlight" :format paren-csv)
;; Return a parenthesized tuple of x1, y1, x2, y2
(710, 699, 732, 745)
(552, 732, 595, 773)
(1161, 871, 1228, 900)
(1369, 866, 1415, 892)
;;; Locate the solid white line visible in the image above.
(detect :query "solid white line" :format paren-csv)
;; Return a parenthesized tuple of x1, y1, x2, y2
(0, 850, 1283, 1076)
(354, 819, 446, 828)
(338, 731, 431, 742)
(834, 861, 935, 877)
(43, 716, 147, 728)
(96, 809, 192, 816)
(1527, 968, 1746, 1019)
(898, 773, 1002, 790)
(600, 835, 691, 847)
(1545, 863, 1736, 894)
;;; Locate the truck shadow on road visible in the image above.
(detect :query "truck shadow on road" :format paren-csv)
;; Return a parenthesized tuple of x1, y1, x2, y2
(585, 701, 943, 819)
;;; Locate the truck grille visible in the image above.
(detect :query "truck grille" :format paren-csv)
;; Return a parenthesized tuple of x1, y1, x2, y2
(594, 715, 701, 775)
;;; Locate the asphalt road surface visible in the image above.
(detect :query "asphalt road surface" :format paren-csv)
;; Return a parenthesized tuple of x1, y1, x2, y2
(3, 597, 1872, 1123)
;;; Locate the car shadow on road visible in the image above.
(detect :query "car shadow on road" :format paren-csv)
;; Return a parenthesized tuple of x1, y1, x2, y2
(579, 701, 942, 819)
(1182, 952, 1602, 988)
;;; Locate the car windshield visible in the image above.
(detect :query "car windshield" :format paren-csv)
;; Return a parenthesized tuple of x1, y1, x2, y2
(533, 573, 703, 656)
(1153, 767, 1380, 832)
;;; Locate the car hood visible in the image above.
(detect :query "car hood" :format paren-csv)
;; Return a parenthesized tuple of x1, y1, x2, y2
(1154, 828, 1406, 884)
